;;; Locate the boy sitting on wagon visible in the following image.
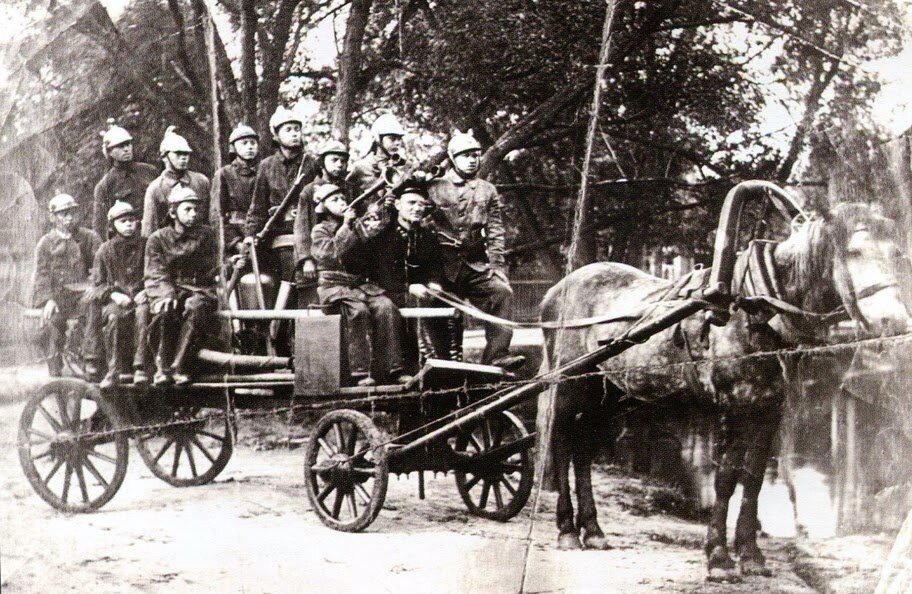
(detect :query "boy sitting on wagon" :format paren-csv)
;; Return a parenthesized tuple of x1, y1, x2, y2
(310, 183, 412, 387)
(86, 201, 150, 388)
(32, 194, 101, 377)
(145, 186, 218, 386)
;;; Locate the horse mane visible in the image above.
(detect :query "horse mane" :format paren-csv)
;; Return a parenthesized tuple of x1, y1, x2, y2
(775, 202, 896, 305)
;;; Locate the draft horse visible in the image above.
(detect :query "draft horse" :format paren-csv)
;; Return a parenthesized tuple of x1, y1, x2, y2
(540, 202, 910, 579)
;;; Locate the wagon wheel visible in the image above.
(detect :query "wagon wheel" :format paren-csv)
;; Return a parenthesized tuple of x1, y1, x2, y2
(452, 410, 534, 521)
(135, 406, 233, 487)
(304, 409, 389, 532)
(18, 379, 129, 512)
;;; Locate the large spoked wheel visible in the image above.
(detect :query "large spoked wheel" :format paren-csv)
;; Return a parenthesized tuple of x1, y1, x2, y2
(304, 409, 389, 532)
(135, 407, 233, 487)
(18, 379, 129, 512)
(453, 410, 535, 521)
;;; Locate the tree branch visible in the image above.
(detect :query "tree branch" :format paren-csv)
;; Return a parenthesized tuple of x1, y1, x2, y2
(477, 80, 591, 179)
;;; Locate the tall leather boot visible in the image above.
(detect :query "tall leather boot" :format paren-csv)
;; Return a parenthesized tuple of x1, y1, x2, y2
(133, 303, 151, 386)
(99, 313, 121, 389)
(170, 322, 196, 386)
(152, 315, 175, 387)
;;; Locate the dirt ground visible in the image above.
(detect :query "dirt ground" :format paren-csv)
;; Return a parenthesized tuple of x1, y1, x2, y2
(0, 367, 895, 593)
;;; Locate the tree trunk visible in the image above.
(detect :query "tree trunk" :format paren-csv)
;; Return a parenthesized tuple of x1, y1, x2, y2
(331, 0, 373, 141)
(240, 0, 258, 126)
(775, 56, 838, 183)
(875, 506, 912, 594)
(258, 0, 301, 134)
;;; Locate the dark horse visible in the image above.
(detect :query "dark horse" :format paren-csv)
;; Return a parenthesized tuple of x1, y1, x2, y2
(540, 202, 910, 579)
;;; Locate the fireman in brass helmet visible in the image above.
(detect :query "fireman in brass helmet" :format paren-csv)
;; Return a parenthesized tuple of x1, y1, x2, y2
(145, 186, 218, 386)
(244, 107, 317, 309)
(426, 131, 524, 371)
(92, 120, 158, 239)
(346, 113, 407, 199)
(310, 183, 412, 386)
(32, 194, 101, 376)
(212, 123, 260, 255)
(294, 139, 355, 305)
(142, 126, 211, 236)
(87, 201, 150, 387)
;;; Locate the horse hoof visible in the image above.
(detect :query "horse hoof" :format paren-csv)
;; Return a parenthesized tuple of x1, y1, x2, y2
(740, 559, 772, 577)
(706, 567, 742, 584)
(707, 546, 736, 571)
(582, 534, 612, 550)
(557, 533, 582, 550)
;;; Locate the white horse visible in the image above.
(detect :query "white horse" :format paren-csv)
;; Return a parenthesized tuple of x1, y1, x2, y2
(540, 202, 909, 579)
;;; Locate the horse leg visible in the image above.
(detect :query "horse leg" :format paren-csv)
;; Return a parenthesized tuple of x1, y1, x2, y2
(572, 378, 616, 550)
(734, 408, 781, 577)
(705, 416, 747, 581)
(552, 382, 582, 550)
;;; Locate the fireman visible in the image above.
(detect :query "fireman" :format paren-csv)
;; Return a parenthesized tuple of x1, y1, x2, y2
(245, 106, 317, 304)
(32, 194, 101, 376)
(92, 120, 158, 239)
(426, 131, 525, 370)
(310, 183, 411, 386)
(88, 201, 150, 387)
(346, 113, 407, 199)
(141, 126, 211, 236)
(211, 123, 260, 255)
(294, 139, 354, 301)
(145, 186, 218, 386)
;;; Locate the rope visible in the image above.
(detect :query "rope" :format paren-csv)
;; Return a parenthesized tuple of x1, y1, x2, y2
(422, 284, 662, 329)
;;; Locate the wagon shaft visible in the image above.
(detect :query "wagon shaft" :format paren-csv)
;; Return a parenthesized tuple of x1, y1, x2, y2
(391, 296, 711, 459)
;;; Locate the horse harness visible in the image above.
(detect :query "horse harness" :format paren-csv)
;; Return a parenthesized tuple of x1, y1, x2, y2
(733, 239, 896, 342)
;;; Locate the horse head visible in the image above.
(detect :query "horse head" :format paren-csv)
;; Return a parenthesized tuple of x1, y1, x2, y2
(777, 202, 910, 337)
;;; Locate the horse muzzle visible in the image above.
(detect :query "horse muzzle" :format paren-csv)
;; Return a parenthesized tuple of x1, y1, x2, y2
(857, 284, 910, 336)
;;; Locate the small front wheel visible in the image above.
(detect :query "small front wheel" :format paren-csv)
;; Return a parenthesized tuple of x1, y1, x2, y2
(18, 379, 129, 512)
(453, 410, 535, 521)
(304, 409, 389, 532)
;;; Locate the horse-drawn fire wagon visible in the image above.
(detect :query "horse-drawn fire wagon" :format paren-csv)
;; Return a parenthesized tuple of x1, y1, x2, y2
(20, 180, 905, 550)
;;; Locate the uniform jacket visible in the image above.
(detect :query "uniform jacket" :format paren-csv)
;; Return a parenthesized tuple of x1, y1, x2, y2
(32, 227, 101, 307)
(92, 162, 159, 238)
(141, 169, 211, 237)
(88, 234, 146, 302)
(427, 168, 507, 281)
(144, 224, 218, 301)
(295, 175, 354, 266)
(362, 215, 443, 305)
(245, 149, 317, 239)
(211, 157, 258, 251)
(311, 216, 386, 302)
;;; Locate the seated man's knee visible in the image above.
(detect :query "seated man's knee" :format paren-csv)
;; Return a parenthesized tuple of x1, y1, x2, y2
(371, 295, 398, 318)
(183, 294, 216, 321)
(345, 300, 370, 322)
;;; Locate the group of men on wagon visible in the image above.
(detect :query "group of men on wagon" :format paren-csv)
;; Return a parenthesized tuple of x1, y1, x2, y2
(32, 108, 525, 389)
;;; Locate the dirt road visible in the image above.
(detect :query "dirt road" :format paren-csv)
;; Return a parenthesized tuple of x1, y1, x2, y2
(0, 388, 892, 593)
